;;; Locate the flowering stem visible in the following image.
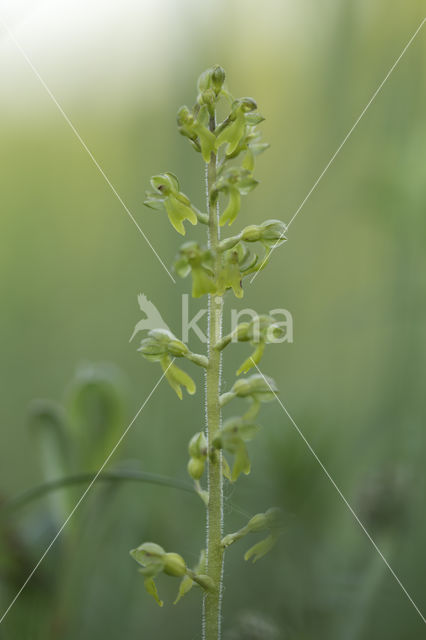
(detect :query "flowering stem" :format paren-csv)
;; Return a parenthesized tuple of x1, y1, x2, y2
(204, 112, 224, 640)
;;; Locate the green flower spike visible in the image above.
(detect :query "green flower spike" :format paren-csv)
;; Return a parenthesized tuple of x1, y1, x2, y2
(144, 172, 199, 235)
(174, 241, 217, 298)
(211, 167, 258, 227)
(213, 417, 260, 482)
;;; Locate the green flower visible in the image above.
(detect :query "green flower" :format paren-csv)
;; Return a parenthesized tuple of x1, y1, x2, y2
(161, 356, 196, 400)
(144, 172, 198, 235)
(241, 219, 287, 248)
(215, 97, 259, 156)
(130, 543, 188, 607)
(222, 507, 282, 548)
(138, 329, 188, 360)
(137, 331, 196, 399)
(219, 374, 278, 420)
(213, 417, 260, 482)
(235, 315, 284, 375)
(177, 105, 216, 163)
(217, 248, 243, 298)
(211, 167, 258, 227)
(174, 242, 217, 298)
(232, 374, 277, 401)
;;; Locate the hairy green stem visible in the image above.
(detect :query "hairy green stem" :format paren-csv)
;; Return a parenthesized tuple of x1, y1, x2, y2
(203, 113, 224, 640)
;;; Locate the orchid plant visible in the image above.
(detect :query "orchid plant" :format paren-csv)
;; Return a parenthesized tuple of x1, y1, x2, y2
(131, 66, 287, 640)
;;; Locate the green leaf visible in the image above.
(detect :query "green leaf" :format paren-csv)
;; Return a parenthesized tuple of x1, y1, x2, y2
(67, 364, 126, 470)
(28, 400, 71, 522)
(28, 400, 70, 481)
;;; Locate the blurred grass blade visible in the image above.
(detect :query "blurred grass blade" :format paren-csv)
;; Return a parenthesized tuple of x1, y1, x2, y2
(0, 470, 195, 520)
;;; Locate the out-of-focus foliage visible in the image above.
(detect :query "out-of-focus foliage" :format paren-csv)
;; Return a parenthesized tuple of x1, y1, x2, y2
(0, 1, 425, 638)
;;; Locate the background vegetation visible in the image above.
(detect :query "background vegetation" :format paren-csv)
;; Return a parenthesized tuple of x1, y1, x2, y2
(0, 1, 425, 638)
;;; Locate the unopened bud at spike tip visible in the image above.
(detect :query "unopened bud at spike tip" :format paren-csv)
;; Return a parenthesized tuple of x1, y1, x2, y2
(211, 65, 226, 94)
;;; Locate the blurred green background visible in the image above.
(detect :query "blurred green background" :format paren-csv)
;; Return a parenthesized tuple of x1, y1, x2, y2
(1, 1, 425, 638)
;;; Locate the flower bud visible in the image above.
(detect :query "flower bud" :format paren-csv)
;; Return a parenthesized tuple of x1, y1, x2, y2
(232, 374, 277, 400)
(211, 65, 226, 94)
(241, 225, 262, 243)
(197, 69, 211, 93)
(246, 512, 269, 533)
(176, 105, 193, 127)
(200, 88, 216, 106)
(167, 339, 189, 357)
(138, 339, 167, 361)
(163, 552, 187, 577)
(188, 431, 207, 459)
(237, 97, 257, 113)
(259, 219, 287, 247)
(187, 457, 205, 480)
(150, 172, 179, 195)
